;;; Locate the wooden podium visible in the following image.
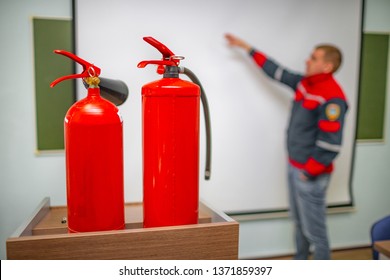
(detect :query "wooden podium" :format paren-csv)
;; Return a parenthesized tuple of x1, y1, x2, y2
(6, 198, 239, 260)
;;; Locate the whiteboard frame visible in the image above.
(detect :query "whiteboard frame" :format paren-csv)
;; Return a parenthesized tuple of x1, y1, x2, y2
(72, 0, 363, 216)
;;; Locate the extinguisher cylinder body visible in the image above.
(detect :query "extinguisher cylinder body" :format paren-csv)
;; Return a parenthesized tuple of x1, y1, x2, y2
(142, 78, 200, 228)
(65, 87, 125, 233)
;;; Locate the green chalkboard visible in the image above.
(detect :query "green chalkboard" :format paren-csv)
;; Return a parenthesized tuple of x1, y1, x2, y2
(33, 18, 75, 152)
(357, 33, 389, 141)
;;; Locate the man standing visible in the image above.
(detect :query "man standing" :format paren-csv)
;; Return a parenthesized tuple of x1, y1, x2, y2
(225, 34, 348, 259)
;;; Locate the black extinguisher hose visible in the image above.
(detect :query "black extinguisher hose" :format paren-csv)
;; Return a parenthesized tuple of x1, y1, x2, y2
(181, 67, 212, 180)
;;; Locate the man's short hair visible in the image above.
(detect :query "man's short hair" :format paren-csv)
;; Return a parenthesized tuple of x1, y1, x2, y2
(316, 44, 342, 73)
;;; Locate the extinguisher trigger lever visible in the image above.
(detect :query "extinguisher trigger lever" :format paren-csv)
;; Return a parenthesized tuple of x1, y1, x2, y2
(138, 60, 178, 75)
(50, 50, 101, 88)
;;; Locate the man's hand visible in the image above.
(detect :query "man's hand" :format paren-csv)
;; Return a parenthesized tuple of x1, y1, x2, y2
(299, 172, 309, 181)
(225, 33, 252, 52)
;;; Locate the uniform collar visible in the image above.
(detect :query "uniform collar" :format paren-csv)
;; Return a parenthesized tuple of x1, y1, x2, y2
(304, 73, 333, 85)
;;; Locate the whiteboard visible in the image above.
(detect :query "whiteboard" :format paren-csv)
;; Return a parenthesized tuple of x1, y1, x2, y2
(74, 0, 362, 214)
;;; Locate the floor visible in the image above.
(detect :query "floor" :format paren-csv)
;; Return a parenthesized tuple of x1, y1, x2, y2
(258, 247, 373, 260)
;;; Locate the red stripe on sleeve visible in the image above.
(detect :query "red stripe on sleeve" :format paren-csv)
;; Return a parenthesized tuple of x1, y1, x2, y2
(319, 120, 341, 133)
(252, 51, 267, 67)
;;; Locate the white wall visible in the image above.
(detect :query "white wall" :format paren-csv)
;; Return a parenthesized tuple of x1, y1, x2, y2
(0, 0, 389, 259)
(364, 0, 390, 33)
(0, 0, 71, 260)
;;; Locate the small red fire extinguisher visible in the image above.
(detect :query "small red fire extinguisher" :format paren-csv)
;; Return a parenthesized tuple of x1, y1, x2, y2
(51, 50, 125, 233)
(138, 37, 212, 228)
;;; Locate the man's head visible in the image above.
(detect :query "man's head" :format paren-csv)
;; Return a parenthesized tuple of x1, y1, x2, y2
(305, 44, 342, 76)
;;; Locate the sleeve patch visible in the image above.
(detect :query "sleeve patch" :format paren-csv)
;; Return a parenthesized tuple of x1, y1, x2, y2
(325, 103, 341, 121)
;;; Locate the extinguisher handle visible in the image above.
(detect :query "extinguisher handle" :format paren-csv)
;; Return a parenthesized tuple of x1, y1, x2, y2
(50, 50, 101, 87)
(143, 37, 175, 59)
(140, 37, 184, 68)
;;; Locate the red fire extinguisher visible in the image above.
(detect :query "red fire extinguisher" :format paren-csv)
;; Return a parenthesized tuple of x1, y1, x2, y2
(138, 37, 212, 228)
(50, 50, 125, 233)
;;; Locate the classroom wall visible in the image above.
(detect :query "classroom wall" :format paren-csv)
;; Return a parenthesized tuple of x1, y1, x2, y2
(0, 0, 389, 259)
(0, 0, 71, 260)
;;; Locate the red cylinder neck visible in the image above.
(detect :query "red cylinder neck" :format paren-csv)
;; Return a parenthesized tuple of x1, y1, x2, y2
(87, 87, 101, 97)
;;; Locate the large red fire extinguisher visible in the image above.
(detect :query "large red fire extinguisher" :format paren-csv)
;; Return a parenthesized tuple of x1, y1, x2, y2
(138, 37, 212, 228)
(50, 50, 125, 233)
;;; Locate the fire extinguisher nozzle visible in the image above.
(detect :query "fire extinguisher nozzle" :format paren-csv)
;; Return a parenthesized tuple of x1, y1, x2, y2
(205, 170, 211, 180)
